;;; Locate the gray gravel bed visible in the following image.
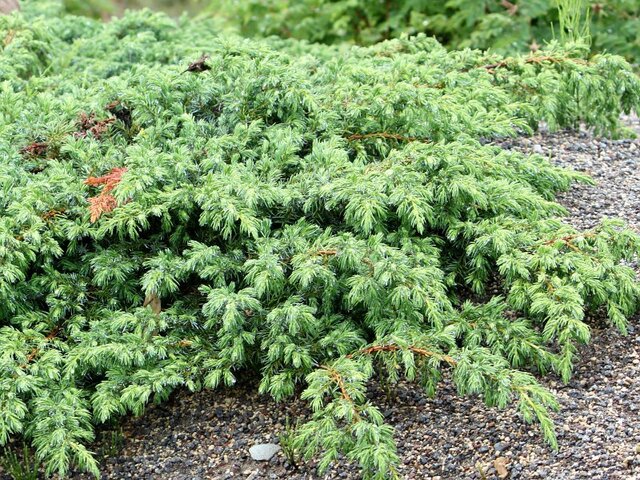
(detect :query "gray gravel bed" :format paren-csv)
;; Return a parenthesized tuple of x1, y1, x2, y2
(5, 118, 640, 480)
(500, 115, 640, 232)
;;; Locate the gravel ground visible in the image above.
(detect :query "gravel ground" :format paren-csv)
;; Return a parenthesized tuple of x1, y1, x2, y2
(4, 118, 640, 480)
(501, 115, 640, 232)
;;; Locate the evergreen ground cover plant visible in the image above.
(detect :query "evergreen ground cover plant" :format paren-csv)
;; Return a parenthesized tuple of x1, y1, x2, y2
(1, 1, 640, 478)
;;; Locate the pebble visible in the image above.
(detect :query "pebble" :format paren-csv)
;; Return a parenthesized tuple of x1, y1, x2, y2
(494, 442, 509, 452)
(249, 444, 281, 461)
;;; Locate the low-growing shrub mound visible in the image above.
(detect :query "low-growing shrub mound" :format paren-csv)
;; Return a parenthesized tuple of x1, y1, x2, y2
(1, 3, 640, 478)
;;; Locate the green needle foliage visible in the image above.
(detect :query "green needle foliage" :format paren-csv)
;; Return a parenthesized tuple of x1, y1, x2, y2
(556, 0, 591, 46)
(1, 1, 640, 478)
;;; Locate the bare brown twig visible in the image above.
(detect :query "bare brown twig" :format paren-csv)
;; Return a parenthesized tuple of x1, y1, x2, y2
(21, 326, 60, 369)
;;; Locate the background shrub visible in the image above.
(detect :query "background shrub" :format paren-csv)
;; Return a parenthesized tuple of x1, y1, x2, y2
(206, 0, 640, 62)
(61, 1, 640, 63)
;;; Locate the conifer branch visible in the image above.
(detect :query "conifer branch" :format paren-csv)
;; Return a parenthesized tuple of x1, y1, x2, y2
(481, 55, 588, 73)
(348, 344, 457, 367)
(314, 249, 338, 256)
(542, 232, 596, 246)
(321, 365, 358, 410)
(346, 132, 427, 143)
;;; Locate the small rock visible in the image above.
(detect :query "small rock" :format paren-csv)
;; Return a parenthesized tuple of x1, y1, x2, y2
(494, 441, 509, 452)
(532, 144, 544, 154)
(494, 457, 509, 479)
(249, 443, 281, 461)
